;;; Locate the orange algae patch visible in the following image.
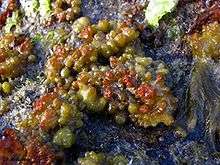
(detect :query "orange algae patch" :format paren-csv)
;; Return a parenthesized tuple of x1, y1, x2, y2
(0, 128, 26, 162)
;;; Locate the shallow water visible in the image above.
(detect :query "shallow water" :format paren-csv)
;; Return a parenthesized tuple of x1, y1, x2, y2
(1, 0, 220, 164)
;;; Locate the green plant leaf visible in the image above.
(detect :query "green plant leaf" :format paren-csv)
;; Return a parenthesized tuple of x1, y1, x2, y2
(145, 0, 179, 28)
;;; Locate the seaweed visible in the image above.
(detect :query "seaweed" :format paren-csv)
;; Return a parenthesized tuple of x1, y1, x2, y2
(1, 0, 219, 164)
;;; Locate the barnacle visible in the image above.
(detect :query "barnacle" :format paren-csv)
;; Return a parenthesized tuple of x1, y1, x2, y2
(187, 22, 220, 59)
(0, 34, 34, 79)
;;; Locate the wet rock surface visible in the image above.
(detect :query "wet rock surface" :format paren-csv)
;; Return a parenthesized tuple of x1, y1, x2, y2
(0, 0, 220, 164)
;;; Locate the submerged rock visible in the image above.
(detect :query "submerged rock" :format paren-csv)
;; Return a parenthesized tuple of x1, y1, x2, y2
(186, 60, 220, 152)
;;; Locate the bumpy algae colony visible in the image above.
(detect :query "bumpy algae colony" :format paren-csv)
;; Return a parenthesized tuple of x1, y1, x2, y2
(1, 0, 220, 164)
(78, 151, 128, 165)
(187, 22, 220, 59)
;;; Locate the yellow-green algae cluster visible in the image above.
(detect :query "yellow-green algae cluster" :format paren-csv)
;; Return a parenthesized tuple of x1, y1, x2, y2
(0, 34, 35, 79)
(75, 52, 176, 127)
(0, 33, 35, 99)
(187, 22, 220, 59)
(19, 88, 83, 149)
(43, 16, 176, 128)
(45, 18, 139, 84)
(78, 151, 128, 165)
(0, 0, 179, 163)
